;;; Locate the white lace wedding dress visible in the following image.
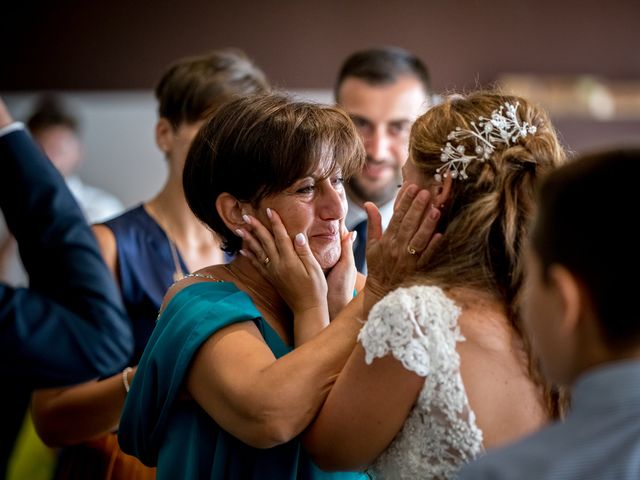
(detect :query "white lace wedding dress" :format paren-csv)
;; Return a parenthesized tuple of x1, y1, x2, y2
(358, 285, 484, 479)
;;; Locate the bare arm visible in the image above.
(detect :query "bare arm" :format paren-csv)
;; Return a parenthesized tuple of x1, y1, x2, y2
(303, 345, 424, 470)
(0, 233, 17, 281)
(186, 292, 365, 449)
(92, 224, 119, 282)
(31, 367, 136, 446)
(302, 183, 444, 470)
(30, 224, 127, 446)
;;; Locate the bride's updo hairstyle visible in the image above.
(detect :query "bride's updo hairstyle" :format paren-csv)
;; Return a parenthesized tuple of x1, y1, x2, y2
(409, 92, 567, 416)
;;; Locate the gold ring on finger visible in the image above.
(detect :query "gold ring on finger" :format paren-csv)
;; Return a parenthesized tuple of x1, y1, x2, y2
(407, 246, 418, 256)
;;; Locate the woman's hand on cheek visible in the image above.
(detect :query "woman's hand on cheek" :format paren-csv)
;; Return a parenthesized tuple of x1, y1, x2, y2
(362, 183, 442, 314)
(239, 209, 329, 319)
(325, 228, 357, 320)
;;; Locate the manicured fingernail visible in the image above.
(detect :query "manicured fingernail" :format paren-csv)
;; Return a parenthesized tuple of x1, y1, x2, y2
(242, 215, 250, 224)
(351, 231, 357, 241)
(239, 249, 247, 257)
(430, 207, 440, 220)
(235, 229, 245, 237)
(295, 233, 306, 246)
(266, 208, 272, 219)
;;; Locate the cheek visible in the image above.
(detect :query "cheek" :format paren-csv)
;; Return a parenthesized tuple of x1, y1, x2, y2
(340, 192, 348, 217)
(273, 205, 311, 235)
(313, 243, 342, 270)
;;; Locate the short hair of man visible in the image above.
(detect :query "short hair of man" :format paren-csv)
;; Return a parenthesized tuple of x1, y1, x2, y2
(27, 96, 78, 135)
(183, 93, 366, 255)
(155, 48, 270, 129)
(532, 147, 640, 350)
(334, 46, 431, 101)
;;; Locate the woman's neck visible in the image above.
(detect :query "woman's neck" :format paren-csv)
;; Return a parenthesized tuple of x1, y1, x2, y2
(226, 257, 289, 311)
(146, 179, 203, 238)
(146, 179, 222, 254)
(224, 257, 292, 340)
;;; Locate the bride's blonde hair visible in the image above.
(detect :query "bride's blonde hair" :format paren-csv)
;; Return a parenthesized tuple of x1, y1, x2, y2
(411, 91, 568, 417)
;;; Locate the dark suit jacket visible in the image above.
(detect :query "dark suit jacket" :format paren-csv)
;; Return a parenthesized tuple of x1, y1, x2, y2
(0, 128, 133, 476)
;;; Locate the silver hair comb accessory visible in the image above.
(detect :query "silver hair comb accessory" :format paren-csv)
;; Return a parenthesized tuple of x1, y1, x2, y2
(436, 102, 537, 182)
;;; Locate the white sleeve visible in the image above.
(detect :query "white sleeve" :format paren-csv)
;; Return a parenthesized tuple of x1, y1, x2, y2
(358, 285, 463, 377)
(0, 122, 25, 138)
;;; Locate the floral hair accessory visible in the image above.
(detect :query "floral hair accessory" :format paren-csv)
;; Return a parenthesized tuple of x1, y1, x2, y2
(436, 102, 537, 182)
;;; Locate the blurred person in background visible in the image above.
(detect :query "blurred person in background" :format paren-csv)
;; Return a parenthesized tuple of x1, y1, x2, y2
(30, 49, 270, 480)
(0, 95, 124, 286)
(0, 97, 132, 479)
(1, 95, 126, 480)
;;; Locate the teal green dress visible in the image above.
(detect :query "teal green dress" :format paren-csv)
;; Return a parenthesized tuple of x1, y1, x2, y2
(118, 282, 365, 480)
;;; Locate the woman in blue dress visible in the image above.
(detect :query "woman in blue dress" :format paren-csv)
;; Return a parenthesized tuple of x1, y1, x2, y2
(30, 49, 270, 479)
(118, 93, 439, 479)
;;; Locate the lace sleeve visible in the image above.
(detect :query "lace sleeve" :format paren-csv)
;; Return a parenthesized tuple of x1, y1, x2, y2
(358, 285, 463, 376)
(358, 285, 484, 479)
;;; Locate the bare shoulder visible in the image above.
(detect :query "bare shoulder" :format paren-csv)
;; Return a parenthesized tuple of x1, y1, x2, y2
(92, 224, 118, 277)
(457, 314, 547, 448)
(161, 264, 232, 314)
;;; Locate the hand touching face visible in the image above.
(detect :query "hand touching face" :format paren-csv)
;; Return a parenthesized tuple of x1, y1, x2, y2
(257, 166, 348, 271)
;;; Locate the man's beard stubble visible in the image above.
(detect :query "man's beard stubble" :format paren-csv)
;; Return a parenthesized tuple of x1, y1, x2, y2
(347, 166, 402, 207)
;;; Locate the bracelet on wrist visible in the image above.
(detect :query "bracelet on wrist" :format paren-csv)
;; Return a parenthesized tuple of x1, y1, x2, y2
(122, 367, 133, 394)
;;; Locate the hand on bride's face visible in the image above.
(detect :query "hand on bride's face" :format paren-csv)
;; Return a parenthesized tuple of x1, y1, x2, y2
(363, 182, 442, 313)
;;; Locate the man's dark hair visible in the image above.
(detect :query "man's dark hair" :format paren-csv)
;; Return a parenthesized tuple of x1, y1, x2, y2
(532, 147, 640, 349)
(27, 96, 78, 135)
(334, 46, 431, 101)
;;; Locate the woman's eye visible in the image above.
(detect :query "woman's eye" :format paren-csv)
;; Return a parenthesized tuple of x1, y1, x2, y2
(296, 185, 315, 194)
(332, 176, 345, 187)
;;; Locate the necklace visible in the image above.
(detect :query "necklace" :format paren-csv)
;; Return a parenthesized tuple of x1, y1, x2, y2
(144, 203, 185, 283)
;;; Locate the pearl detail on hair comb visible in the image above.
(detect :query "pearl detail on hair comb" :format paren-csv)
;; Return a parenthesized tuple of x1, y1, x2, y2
(436, 102, 537, 182)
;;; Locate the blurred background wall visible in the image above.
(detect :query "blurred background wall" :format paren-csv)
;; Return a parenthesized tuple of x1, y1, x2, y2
(2, 0, 639, 207)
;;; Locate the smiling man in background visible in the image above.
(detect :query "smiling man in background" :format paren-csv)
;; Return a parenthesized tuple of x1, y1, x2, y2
(335, 47, 432, 272)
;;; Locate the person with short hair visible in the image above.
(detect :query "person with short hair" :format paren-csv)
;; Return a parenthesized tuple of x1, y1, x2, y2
(30, 49, 269, 480)
(335, 47, 431, 272)
(118, 93, 435, 479)
(459, 148, 640, 480)
(27, 96, 124, 223)
(0, 96, 124, 287)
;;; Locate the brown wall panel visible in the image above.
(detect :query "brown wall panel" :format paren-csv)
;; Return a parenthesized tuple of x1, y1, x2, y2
(3, 0, 639, 91)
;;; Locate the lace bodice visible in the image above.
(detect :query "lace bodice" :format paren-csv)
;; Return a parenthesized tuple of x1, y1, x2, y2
(358, 285, 484, 479)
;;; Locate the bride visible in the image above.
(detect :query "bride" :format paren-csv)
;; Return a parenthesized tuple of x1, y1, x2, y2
(251, 92, 568, 479)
